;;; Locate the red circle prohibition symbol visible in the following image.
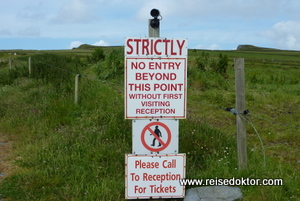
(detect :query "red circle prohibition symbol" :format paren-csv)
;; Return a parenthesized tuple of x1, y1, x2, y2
(141, 122, 172, 152)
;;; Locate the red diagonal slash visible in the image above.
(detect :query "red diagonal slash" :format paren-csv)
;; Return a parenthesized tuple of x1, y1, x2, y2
(148, 127, 166, 147)
(141, 121, 171, 152)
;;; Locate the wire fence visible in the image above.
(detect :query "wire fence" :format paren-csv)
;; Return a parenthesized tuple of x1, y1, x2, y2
(32, 57, 124, 91)
(7, 56, 299, 130)
(189, 99, 300, 129)
(3, 55, 300, 170)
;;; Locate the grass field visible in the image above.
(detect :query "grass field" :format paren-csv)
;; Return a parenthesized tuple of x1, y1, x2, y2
(0, 45, 299, 200)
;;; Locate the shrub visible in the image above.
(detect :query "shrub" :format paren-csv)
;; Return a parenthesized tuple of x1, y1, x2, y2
(214, 53, 229, 77)
(89, 47, 105, 63)
(94, 49, 124, 80)
(195, 51, 210, 71)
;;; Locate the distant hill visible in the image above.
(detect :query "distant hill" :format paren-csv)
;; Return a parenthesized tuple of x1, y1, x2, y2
(74, 44, 122, 51)
(76, 43, 287, 52)
(237, 45, 281, 51)
(74, 44, 98, 50)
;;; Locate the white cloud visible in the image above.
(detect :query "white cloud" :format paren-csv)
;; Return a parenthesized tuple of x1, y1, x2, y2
(195, 43, 222, 50)
(51, 0, 97, 24)
(2, 0, 300, 50)
(136, 0, 176, 21)
(262, 21, 300, 50)
(17, 11, 45, 21)
(17, 26, 40, 37)
(92, 40, 109, 46)
(69, 41, 84, 49)
(69, 40, 109, 49)
(0, 29, 12, 36)
(136, 0, 293, 23)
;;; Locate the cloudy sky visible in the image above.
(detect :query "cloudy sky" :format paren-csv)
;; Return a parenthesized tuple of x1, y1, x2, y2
(1, 0, 300, 50)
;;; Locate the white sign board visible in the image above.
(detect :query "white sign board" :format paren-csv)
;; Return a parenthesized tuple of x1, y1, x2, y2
(125, 37, 188, 119)
(132, 119, 178, 154)
(125, 154, 186, 199)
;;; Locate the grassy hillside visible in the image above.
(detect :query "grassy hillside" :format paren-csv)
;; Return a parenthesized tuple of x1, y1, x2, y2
(237, 44, 281, 51)
(0, 46, 299, 200)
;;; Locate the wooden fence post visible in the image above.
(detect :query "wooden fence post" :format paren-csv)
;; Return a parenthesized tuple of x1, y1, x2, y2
(234, 58, 247, 170)
(28, 57, 31, 75)
(74, 74, 80, 104)
(9, 57, 12, 70)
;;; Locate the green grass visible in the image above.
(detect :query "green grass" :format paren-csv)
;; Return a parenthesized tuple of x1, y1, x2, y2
(0, 47, 299, 200)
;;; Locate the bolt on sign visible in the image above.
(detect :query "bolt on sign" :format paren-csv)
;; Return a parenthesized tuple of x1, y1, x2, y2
(125, 37, 188, 119)
(125, 154, 186, 199)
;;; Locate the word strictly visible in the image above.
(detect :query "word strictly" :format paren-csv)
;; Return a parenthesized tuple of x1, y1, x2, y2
(126, 38, 186, 57)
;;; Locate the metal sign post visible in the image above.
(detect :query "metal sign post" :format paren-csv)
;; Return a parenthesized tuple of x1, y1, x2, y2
(149, 19, 160, 38)
(125, 9, 188, 200)
(149, 8, 160, 37)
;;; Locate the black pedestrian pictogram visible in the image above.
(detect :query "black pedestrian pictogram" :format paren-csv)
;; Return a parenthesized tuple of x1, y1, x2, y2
(141, 122, 171, 152)
(151, 126, 162, 147)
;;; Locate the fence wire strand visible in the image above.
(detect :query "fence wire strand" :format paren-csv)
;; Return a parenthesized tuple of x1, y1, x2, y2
(32, 58, 123, 89)
(239, 114, 266, 170)
(189, 99, 300, 129)
(248, 113, 300, 129)
(34, 59, 78, 75)
(10, 56, 299, 170)
(32, 57, 299, 130)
